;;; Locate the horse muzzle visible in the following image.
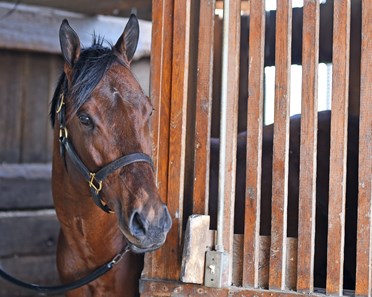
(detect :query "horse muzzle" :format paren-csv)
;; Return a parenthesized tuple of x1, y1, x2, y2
(120, 204, 172, 253)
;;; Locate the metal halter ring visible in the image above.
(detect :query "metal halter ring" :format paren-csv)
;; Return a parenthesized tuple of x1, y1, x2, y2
(56, 94, 65, 113)
(59, 126, 68, 140)
(88, 173, 103, 194)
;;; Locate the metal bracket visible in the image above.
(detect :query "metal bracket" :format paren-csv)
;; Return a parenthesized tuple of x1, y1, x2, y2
(204, 250, 230, 288)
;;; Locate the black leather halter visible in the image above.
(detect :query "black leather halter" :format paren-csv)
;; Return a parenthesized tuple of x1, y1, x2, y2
(56, 93, 154, 213)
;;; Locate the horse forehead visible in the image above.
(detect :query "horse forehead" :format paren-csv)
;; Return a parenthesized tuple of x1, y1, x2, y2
(98, 64, 148, 106)
(108, 63, 141, 90)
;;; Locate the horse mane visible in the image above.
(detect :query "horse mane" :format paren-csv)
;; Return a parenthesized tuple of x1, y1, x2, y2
(50, 35, 117, 127)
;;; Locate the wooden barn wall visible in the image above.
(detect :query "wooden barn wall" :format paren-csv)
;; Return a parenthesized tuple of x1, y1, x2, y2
(0, 162, 61, 296)
(0, 49, 63, 164)
(0, 50, 62, 295)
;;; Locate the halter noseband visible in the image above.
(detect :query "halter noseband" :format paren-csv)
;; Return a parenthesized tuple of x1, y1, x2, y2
(56, 93, 154, 213)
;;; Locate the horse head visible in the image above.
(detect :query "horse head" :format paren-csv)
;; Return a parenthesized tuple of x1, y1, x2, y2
(52, 15, 171, 253)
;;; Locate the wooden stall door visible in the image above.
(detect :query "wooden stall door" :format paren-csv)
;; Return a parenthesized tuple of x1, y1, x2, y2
(141, 1, 371, 296)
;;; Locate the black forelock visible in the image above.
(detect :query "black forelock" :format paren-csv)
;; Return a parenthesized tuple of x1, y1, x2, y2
(50, 35, 117, 127)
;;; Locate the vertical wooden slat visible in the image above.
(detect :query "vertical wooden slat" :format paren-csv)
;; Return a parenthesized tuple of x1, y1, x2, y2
(242, 0, 265, 288)
(192, 0, 216, 215)
(218, 0, 241, 283)
(143, 0, 173, 279)
(355, 0, 372, 295)
(269, 0, 292, 290)
(326, 0, 351, 295)
(296, 0, 319, 293)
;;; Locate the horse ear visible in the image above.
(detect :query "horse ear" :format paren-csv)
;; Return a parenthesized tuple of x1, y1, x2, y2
(114, 14, 139, 64)
(59, 19, 81, 68)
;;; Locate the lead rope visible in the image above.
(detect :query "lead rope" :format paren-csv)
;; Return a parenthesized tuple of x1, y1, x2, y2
(0, 245, 130, 296)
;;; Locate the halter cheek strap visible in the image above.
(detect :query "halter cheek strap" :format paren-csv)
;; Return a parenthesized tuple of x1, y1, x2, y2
(57, 93, 154, 213)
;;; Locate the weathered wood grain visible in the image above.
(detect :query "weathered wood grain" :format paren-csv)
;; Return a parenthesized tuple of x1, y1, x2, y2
(0, 51, 24, 163)
(296, 0, 319, 293)
(10, 0, 152, 20)
(191, 0, 215, 215)
(149, 0, 172, 199)
(178, 230, 298, 289)
(162, 0, 191, 280)
(180, 215, 211, 284)
(355, 0, 372, 295)
(242, 0, 265, 288)
(0, 3, 151, 59)
(269, 0, 292, 290)
(0, 50, 62, 163)
(216, 0, 241, 284)
(0, 210, 59, 257)
(145, 0, 191, 281)
(0, 164, 53, 209)
(326, 0, 351, 295)
(0, 255, 60, 297)
(21, 54, 54, 163)
(142, 0, 367, 295)
(143, 0, 174, 280)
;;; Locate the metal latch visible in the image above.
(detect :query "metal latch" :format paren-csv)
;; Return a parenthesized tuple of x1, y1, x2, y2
(204, 250, 229, 288)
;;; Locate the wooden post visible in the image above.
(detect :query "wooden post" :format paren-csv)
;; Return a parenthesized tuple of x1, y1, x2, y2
(145, 0, 192, 280)
(296, 0, 319, 293)
(355, 0, 372, 295)
(242, 0, 265, 288)
(269, 0, 292, 291)
(143, 0, 174, 279)
(156, 0, 192, 280)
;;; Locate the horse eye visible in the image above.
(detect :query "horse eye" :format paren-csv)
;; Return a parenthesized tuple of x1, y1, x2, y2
(78, 114, 93, 126)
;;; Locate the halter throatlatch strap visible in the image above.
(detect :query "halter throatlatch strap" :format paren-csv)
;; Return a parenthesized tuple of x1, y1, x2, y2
(56, 93, 154, 213)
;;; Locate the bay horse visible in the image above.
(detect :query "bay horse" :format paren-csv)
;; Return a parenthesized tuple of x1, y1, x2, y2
(50, 16, 172, 296)
(209, 110, 359, 290)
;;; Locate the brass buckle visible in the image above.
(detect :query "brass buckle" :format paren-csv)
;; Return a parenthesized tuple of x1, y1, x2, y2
(56, 94, 65, 113)
(89, 173, 103, 194)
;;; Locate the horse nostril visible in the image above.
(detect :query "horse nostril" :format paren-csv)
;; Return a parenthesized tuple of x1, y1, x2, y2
(161, 205, 172, 232)
(129, 211, 147, 237)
